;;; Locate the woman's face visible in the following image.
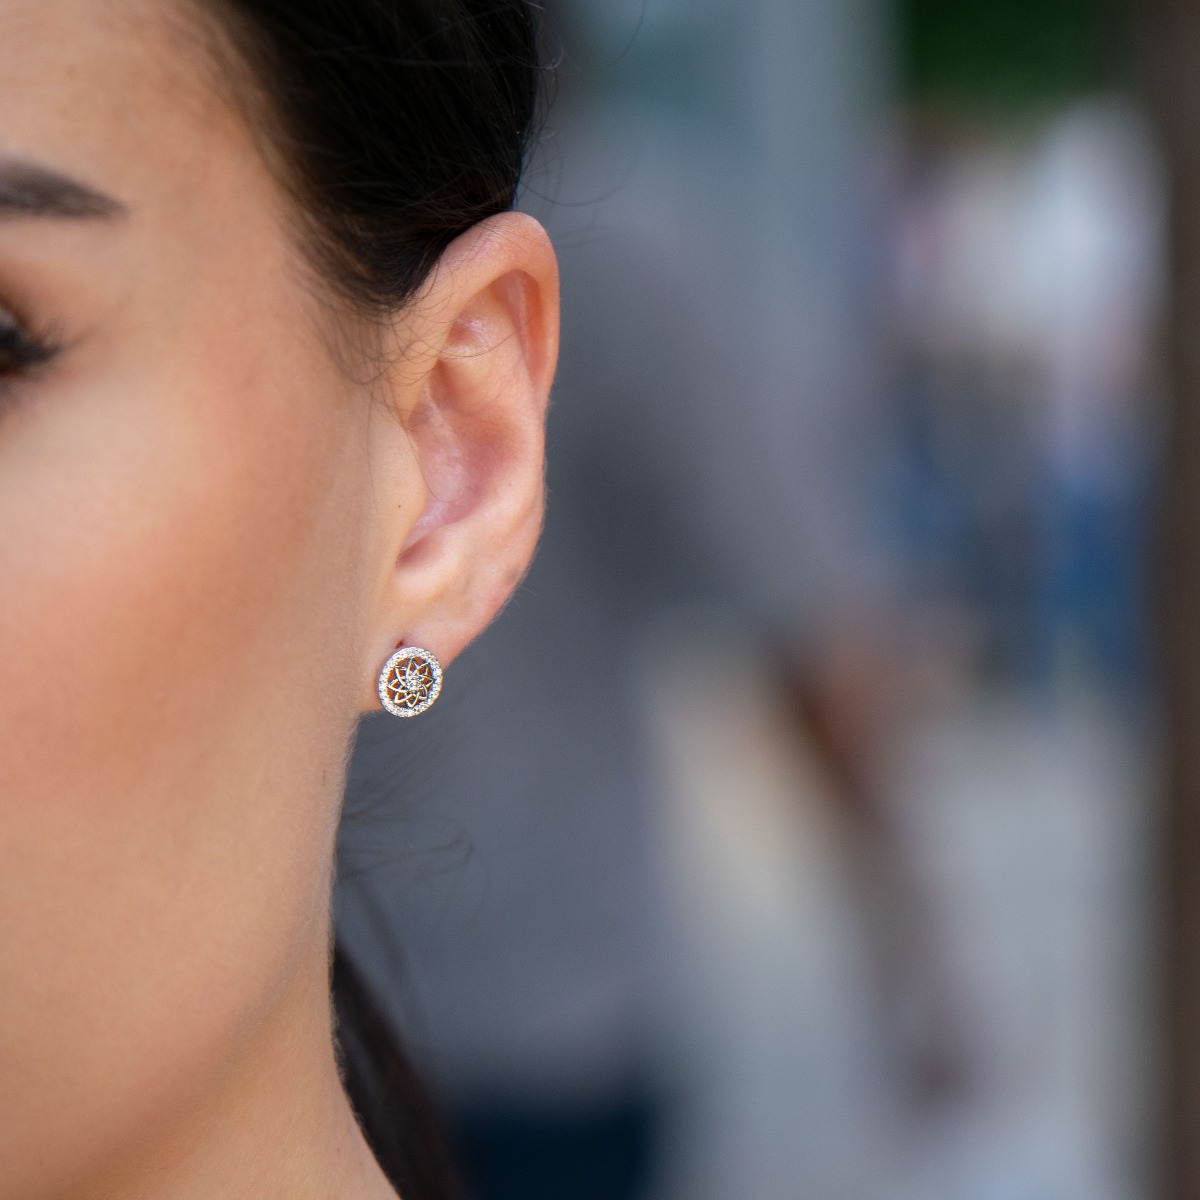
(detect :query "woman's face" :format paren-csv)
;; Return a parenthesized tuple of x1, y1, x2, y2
(0, 0, 483, 1189)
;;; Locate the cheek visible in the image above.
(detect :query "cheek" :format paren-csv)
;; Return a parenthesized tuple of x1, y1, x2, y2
(0, 333, 369, 1168)
(0, 358, 357, 786)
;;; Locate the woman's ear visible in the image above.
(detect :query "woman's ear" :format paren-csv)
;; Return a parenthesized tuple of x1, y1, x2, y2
(359, 212, 559, 710)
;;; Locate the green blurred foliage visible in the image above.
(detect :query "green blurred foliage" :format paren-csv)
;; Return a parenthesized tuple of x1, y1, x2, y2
(899, 0, 1130, 111)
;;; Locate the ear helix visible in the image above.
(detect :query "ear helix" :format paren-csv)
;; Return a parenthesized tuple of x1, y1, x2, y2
(377, 646, 443, 718)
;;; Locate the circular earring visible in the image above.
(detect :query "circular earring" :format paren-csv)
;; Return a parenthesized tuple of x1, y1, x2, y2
(378, 646, 443, 718)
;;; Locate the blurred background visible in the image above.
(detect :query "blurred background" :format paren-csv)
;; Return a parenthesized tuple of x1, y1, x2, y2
(336, 1, 1173, 1197)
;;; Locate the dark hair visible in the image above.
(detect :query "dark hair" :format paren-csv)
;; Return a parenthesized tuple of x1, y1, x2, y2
(199, 1, 546, 1193)
(333, 942, 468, 1200)
(208, 0, 545, 315)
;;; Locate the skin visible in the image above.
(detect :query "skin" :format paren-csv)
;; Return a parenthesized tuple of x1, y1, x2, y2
(0, 2, 559, 1197)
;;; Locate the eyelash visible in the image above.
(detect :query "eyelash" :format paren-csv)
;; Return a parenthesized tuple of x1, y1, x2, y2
(0, 310, 58, 380)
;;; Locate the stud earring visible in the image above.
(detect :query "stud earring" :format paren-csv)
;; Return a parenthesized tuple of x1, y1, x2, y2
(378, 646, 443, 718)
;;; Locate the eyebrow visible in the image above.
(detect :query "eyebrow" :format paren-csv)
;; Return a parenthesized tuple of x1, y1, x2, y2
(0, 160, 125, 220)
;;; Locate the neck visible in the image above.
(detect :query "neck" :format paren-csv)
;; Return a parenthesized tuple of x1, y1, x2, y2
(85, 930, 398, 1200)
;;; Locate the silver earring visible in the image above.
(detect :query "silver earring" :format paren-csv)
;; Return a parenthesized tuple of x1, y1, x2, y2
(378, 646, 443, 718)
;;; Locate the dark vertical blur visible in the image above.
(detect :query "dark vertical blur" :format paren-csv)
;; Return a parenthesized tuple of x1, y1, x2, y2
(1143, 4, 1200, 1198)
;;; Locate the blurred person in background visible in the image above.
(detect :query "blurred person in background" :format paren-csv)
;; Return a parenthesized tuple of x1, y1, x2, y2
(336, 2, 974, 1198)
(886, 98, 1162, 697)
(870, 2, 1164, 1195)
(885, 0, 1161, 701)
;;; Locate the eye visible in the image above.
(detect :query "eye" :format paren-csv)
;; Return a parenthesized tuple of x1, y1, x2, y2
(0, 310, 58, 380)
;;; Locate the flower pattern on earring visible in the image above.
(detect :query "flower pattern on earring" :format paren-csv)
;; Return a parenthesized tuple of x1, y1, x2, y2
(378, 646, 443, 718)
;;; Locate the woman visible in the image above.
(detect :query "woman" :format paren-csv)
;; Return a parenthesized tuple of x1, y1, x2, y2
(0, 2, 558, 1198)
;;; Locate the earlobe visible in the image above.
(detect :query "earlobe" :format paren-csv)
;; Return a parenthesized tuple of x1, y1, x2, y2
(361, 213, 558, 709)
